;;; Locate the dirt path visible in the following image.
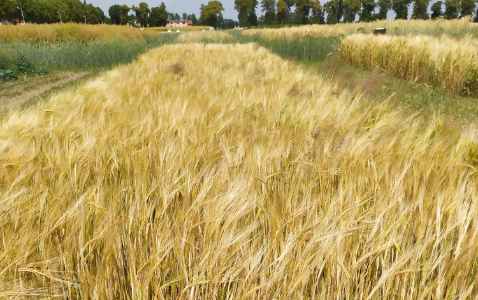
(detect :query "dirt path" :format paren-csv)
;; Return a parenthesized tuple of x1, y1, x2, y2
(0, 71, 90, 110)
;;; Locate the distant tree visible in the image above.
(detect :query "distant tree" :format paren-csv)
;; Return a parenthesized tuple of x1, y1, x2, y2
(119, 5, 130, 25)
(109, 5, 121, 24)
(376, 0, 392, 19)
(392, 0, 411, 19)
(32, 0, 58, 23)
(261, 0, 276, 24)
(277, 0, 288, 23)
(430, 1, 443, 18)
(200, 0, 225, 28)
(235, 0, 258, 27)
(96, 7, 106, 23)
(343, 0, 361, 22)
(188, 13, 198, 24)
(0, 0, 9, 22)
(85, 3, 100, 24)
(63, 0, 87, 23)
(223, 18, 239, 28)
(460, 0, 475, 17)
(132, 2, 150, 27)
(248, 0, 259, 26)
(1, 0, 16, 23)
(294, 0, 312, 24)
(217, 12, 225, 27)
(360, 0, 376, 21)
(337, 0, 344, 21)
(310, 0, 325, 23)
(411, 0, 429, 19)
(284, 0, 296, 14)
(324, 0, 338, 23)
(444, 0, 459, 18)
(149, 2, 168, 26)
(182, 13, 188, 20)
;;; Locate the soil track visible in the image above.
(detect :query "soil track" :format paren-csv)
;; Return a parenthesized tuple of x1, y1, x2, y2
(0, 71, 89, 110)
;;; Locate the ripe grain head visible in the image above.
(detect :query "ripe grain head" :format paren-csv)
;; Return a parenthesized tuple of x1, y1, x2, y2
(0, 43, 477, 298)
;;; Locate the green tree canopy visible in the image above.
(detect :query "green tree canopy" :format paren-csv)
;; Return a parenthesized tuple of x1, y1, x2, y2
(261, 0, 277, 24)
(430, 1, 443, 18)
(376, 0, 392, 19)
(392, 0, 412, 19)
(310, 0, 325, 23)
(360, 0, 376, 21)
(294, 0, 312, 24)
(276, 0, 288, 23)
(444, 0, 459, 18)
(200, 0, 225, 28)
(324, 0, 338, 23)
(411, 0, 429, 19)
(132, 2, 150, 27)
(235, 0, 258, 27)
(460, 0, 475, 17)
(119, 5, 130, 25)
(343, 0, 361, 22)
(149, 2, 168, 27)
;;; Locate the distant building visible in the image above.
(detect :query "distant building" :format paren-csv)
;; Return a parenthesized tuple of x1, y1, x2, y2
(166, 20, 193, 28)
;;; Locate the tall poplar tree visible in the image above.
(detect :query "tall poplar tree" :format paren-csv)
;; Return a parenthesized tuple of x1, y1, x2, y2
(343, 0, 361, 22)
(294, 0, 312, 24)
(430, 1, 443, 18)
(392, 0, 411, 19)
(200, 0, 224, 28)
(444, 0, 459, 18)
(276, 0, 288, 23)
(235, 0, 257, 27)
(460, 0, 475, 17)
(376, 0, 392, 19)
(310, 0, 325, 23)
(324, 0, 338, 23)
(360, 0, 376, 21)
(411, 0, 429, 19)
(261, 0, 276, 23)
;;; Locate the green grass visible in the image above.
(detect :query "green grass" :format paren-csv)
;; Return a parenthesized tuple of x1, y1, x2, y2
(304, 58, 478, 126)
(147, 26, 210, 32)
(0, 34, 178, 71)
(229, 29, 340, 62)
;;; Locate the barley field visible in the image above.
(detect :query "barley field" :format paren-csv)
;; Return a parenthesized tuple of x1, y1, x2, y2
(339, 34, 478, 97)
(146, 26, 211, 32)
(176, 31, 235, 43)
(242, 17, 478, 40)
(0, 23, 142, 44)
(0, 43, 477, 298)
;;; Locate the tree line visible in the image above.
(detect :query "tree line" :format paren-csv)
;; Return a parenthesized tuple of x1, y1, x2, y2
(108, 1, 237, 29)
(1, 0, 105, 24)
(0, 0, 238, 29)
(235, 0, 478, 27)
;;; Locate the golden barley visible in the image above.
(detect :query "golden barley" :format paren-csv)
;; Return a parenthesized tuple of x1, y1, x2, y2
(339, 34, 478, 96)
(0, 23, 142, 44)
(243, 17, 478, 40)
(0, 43, 477, 298)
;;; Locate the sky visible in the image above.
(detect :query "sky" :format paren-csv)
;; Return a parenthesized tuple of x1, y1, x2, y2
(87, 0, 238, 20)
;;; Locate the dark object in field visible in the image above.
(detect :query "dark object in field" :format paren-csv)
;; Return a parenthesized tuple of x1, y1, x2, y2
(373, 28, 386, 35)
